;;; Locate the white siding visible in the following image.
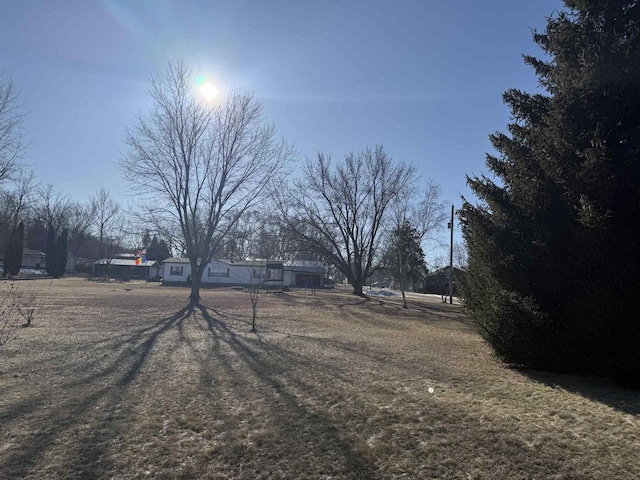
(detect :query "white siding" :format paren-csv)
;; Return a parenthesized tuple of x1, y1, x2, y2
(161, 259, 324, 287)
(203, 260, 239, 284)
(225, 264, 259, 285)
(163, 262, 191, 282)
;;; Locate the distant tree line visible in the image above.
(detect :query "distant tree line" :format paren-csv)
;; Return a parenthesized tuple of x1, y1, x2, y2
(0, 165, 174, 278)
(0, 73, 177, 275)
(0, 179, 169, 275)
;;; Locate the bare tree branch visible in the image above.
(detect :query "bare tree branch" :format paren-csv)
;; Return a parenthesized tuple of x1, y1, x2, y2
(0, 73, 28, 185)
(89, 188, 120, 260)
(390, 178, 448, 257)
(33, 184, 73, 231)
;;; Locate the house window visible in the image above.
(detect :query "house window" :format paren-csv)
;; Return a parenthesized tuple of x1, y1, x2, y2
(208, 268, 229, 278)
(253, 268, 262, 279)
(267, 269, 282, 280)
(170, 266, 183, 276)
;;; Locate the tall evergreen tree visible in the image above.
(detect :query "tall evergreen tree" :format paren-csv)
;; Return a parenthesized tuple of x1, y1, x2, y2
(55, 228, 69, 277)
(383, 220, 426, 308)
(142, 230, 151, 248)
(461, 1, 640, 385)
(45, 224, 57, 277)
(3, 224, 17, 277)
(147, 235, 171, 261)
(3, 221, 24, 277)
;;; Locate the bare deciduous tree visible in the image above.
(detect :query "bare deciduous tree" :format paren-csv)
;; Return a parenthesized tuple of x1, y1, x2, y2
(0, 73, 28, 185)
(102, 213, 129, 264)
(280, 146, 414, 296)
(0, 281, 47, 354)
(390, 179, 447, 252)
(0, 170, 36, 254)
(453, 241, 468, 271)
(412, 181, 448, 250)
(119, 61, 294, 301)
(34, 184, 73, 231)
(246, 263, 266, 333)
(89, 188, 120, 259)
(2, 170, 36, 225)
(14, 280, 48, 327)
(66, 201, 93, 258)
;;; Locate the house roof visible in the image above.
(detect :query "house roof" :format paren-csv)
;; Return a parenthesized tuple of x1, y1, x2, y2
(430, 266, 465, 276)
(284, 260, 324, 268)
(162, 258, 267, 266)
(23, 248, 45, 256)
(94, 259, 158, 267)
(162, 257, 191, 264)
(228, 259, 268, 267)
(160, 257, 325, 272)
(284, 261, 325, 273)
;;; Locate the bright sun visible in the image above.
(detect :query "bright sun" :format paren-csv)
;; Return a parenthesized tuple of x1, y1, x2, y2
(199, 82, 218, 101)
(196, 76, 218, 101)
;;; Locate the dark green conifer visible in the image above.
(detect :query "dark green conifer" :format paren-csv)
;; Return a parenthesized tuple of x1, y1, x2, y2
(55, 228, 69, 277)
(461, 1, 640, 385)
(383, 220, 426, 308)
(3, 221, 24, 277)
(45, 225, 57, 277)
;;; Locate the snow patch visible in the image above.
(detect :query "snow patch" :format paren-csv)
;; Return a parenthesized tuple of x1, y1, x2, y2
(366, 288, 400, 298)
(19, 268, 46, 275)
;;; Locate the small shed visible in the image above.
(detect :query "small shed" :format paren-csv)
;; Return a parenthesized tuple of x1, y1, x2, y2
(22, 248, 46, 268)
(423, 267, 466, 296)
(66, 252, 77, 272)
(92, 258, 159, 280)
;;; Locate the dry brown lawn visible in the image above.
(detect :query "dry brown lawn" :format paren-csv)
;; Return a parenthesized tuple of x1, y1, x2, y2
(0, 277, 638, 479)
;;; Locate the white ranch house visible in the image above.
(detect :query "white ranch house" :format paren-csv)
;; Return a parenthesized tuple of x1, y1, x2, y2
(161, 258, 326, 288)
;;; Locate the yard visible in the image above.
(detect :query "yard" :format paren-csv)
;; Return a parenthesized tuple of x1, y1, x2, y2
(0, 278, 638, 479)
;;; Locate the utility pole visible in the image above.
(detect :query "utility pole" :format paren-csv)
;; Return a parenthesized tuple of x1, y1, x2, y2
(448, 204, 454, 304)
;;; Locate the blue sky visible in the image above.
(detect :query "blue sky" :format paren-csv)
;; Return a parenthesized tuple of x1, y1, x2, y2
(1, 0, 564, 251)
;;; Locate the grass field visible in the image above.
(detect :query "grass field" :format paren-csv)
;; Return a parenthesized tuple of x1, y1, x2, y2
(1, 278, 638, 479)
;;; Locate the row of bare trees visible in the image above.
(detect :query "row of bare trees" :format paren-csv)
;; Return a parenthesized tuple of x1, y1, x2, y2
(119, 61, 450, 300)
(0, 180, 128, 267)
(1, 73, 138, 268)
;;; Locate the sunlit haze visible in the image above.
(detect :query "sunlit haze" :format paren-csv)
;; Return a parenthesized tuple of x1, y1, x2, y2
(1, 0, 564, 248)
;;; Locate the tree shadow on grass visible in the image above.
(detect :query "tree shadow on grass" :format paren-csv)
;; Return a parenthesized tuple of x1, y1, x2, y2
(371, 297, 470, 324)
(2, 299, 382, 479)
(0, 302, 196, 479)
(192, 301, 381, 479)
(514, 368, 640, 416)
(278, 291, 338, 309)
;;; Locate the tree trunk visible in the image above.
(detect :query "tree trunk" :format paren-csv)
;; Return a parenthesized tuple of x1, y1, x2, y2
(351, 281, 365, 296)
(401, 284, 407, 309)
(190, 266, 201, 301)
(401, 266, 408, 308)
